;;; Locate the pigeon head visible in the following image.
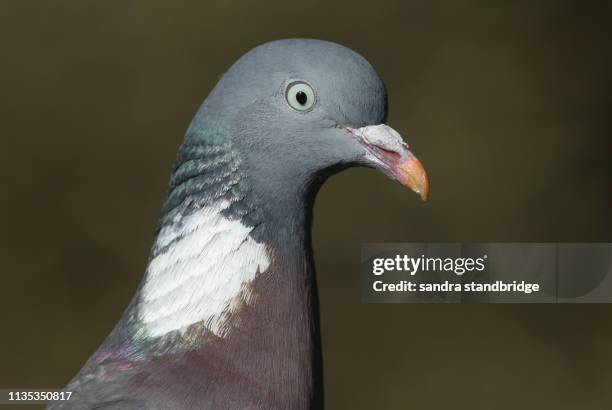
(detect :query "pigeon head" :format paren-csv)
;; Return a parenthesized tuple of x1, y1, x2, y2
(185, 39, 429, 212)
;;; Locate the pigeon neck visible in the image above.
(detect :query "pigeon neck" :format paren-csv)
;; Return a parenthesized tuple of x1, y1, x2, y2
(102, 132, 324, 406)
(124, 175, 323, 406)
(234, 184, 324, 407)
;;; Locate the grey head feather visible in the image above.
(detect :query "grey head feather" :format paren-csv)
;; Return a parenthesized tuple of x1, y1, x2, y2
(165, 38, 389, 247)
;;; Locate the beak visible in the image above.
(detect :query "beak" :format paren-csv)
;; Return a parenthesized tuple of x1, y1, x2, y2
(345, 124, 429, 200)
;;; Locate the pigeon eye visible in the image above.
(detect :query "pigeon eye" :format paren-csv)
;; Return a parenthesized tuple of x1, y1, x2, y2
(286, 81, 316, 111)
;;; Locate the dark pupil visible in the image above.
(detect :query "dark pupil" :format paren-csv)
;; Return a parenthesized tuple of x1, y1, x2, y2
(296, 91, 308, 105)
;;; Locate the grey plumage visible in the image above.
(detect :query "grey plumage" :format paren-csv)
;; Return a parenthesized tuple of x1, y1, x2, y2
(49, 39, 428, 410)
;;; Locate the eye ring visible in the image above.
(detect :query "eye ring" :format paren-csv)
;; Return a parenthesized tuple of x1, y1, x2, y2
(285, 81, 316, 112)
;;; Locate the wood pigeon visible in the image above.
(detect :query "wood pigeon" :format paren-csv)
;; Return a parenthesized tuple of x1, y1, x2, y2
(49, 39, 429, 410)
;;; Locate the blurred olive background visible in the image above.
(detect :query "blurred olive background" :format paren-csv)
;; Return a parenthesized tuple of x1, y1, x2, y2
(1, 1, 611, 409)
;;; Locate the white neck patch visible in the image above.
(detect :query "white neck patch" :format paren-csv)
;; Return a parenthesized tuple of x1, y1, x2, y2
(138, 201, 270, 338)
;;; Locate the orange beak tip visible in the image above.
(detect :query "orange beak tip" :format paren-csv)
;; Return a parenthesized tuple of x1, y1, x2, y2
(399, 154, 430, 201)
